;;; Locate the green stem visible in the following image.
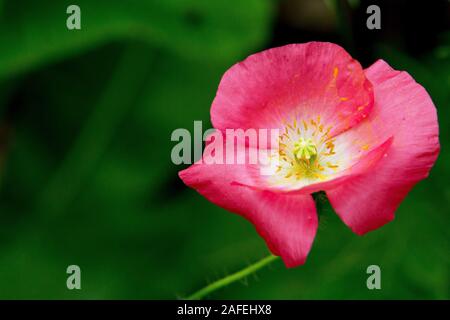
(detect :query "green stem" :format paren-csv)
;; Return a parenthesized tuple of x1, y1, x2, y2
(186, 254, 279, 300)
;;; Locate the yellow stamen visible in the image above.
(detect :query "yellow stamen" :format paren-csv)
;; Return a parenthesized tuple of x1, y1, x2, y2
(333, 67, 339, 79)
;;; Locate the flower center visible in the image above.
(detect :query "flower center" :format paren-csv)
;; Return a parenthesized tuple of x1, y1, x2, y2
(293, 138, 317, 162)
(263, 116, 350, 190)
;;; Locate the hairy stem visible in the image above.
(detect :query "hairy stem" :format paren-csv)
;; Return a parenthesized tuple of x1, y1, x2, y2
(186, 254, 279, 300)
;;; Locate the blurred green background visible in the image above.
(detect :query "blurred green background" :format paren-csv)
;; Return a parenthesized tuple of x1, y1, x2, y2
(0, 0, 448, 299)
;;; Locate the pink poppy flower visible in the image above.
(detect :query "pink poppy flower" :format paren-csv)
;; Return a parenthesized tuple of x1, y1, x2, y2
(179, 42, 440, 267)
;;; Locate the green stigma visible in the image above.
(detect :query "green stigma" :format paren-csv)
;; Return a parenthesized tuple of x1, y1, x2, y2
(293, 138, 317, 162)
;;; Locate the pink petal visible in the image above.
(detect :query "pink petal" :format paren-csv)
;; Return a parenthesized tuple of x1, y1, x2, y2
(326, 60, 440, 235)
(211, 42, 374, 137)
(179, 160, 318, 267)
